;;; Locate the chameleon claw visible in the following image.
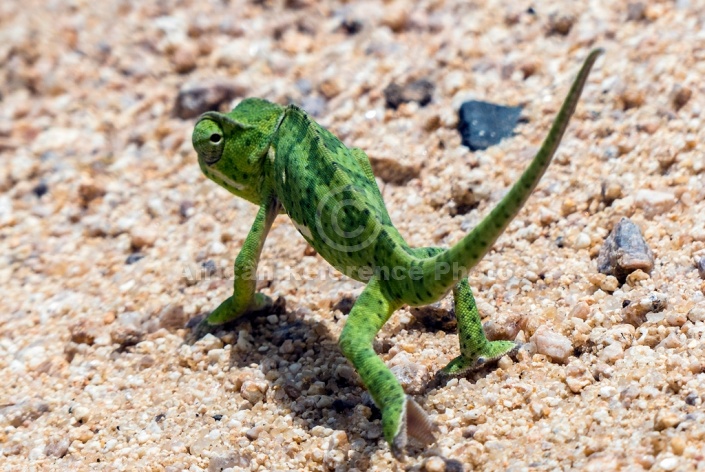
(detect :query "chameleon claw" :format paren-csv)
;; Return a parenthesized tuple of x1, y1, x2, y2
(391, 397, 438, 460)
(185, 314, 219, 343)
(185, 295, 286, 343)
(440, 341, 521, 378)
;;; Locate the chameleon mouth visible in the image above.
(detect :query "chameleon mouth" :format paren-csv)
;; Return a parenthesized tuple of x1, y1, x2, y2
(202, 165, 246, 192)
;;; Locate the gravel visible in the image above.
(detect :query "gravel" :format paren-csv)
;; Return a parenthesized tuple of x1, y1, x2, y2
(2, 0, 705, 470)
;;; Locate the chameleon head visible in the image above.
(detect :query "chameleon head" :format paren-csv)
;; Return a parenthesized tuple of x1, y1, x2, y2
(192, 98, 285, 205)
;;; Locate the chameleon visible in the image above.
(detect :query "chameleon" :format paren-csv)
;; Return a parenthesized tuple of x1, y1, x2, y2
(190, 49, 603, 458)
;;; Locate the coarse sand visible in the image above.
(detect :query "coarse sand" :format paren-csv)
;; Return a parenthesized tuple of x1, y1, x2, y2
(1, 1, 705, 470)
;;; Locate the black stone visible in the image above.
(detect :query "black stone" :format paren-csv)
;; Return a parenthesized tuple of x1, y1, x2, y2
(32, 181, 48, 198)
(339, 18, 363, 35)
(125, 253, 145, 265)
(332, 398, 356, 412)
(597, 217, 654, 283)
(457, 100, 523, 151)
(201, 259, 217, 276)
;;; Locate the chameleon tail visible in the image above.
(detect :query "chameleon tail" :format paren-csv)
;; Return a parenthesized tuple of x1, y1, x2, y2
(420, 48, 603, 293)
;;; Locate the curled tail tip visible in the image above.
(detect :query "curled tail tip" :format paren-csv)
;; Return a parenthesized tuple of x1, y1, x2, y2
(584, 48, 605, 69)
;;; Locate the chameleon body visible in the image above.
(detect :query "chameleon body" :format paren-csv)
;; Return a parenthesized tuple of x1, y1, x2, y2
(191, 49, 602, 457)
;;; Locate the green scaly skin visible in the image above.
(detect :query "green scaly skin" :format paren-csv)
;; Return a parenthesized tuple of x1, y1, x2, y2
(191, 49, 603, 458)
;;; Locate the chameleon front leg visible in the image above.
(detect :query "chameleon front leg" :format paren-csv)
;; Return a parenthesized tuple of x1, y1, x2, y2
(192, 196, 280, 338)
(442, 278, 518, 376)
(339, 277, 436, 458)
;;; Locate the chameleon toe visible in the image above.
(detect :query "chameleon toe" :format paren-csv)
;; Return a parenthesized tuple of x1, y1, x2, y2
(391, 397, 437, 460)
(441, 340, 520, 377)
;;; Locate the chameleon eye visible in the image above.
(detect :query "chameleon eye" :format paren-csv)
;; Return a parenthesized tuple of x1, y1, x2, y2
(193, 119, 225, 165)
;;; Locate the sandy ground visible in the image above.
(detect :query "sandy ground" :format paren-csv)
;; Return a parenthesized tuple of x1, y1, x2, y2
(2, 0, 705, 470)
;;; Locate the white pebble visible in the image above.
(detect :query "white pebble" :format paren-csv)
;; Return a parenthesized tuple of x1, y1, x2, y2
(659, 457, 679, 471)
(573, 232, 591, 249)
(531, 327, 573, 363)
(634, 189, 676, 216)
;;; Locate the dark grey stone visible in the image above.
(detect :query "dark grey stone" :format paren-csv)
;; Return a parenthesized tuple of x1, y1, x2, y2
(458, 100, 522, 151)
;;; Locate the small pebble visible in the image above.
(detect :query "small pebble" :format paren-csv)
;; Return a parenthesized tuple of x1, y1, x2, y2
(240, 380, 268, 405)
(531, 327, 573, 363)
(546, 12, 575, 35)
(457, 100, 522, 151)
(627, 2, 647, 21)
(125, 253, 145, 265)
(565, 360, 594, 393)
(670, 84, 692, 110)
(174, 80, 245, 119)
(171, 43, 198, 74)
(381, 2, 410, 32)
(600, 343, 624, 363)
(634, 189, 677, 217)
(687, 304, 705, 323)
(44, 438, 70, 458)
(569, 302, 590, 320)
(697, 257, 705, 280)
(32, 181, 48, 198)
(654, 410, 682, 431)
(383, 79, 434, 109)
(245, 425, 263, 440)
(618, 88, 645, 110)
(423, 456, 446, 472)
(389, 359, 429, 395)
(573, 232, 591, 249)
(368, 155, 421, 185)
(622, 292, 668, 326)
(597, 218, 654, 283)
(658, 457, 679, 471)
(130, 227, 158, 250)
(601, 181, 623, 204)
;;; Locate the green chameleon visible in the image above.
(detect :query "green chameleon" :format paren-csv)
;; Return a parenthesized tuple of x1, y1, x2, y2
(191, 49, 602, 457)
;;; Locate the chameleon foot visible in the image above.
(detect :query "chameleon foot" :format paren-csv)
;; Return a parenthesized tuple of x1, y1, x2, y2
(440, 340, 520, 377)
(186, 294, 285, 343)
(390, 397, 438, 460)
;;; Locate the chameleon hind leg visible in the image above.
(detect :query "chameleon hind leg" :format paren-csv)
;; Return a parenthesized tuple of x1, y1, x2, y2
(407, 247, 517, 376)
(191, 198, 280, 339)
(338, 277, 436, 458)
(442, 278, 518, 376)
